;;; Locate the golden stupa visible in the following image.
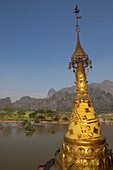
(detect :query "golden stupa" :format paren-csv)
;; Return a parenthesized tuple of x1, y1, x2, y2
(54, 5, 113, 170)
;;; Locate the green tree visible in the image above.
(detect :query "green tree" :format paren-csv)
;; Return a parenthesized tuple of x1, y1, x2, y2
(29, 112, 37, 119)
(25, 122, 35, 132)
(0, 112, 6, 120)
(36, 115, 45, 121)
(17, 110, 26, 118)
(53, 116, 59, 121)
(62, 116, 69, 121)
(21, 120, 28, 125)
(4, 107, 13, 113)
(3, 107, 13, 119)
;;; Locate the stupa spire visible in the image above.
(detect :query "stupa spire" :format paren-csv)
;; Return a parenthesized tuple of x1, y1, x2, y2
(55, 5, 113, 170)
(76, 31, 81, 48)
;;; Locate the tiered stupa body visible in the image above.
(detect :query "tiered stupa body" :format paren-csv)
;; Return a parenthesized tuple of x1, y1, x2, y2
(66, 31, 101, 142)
(54, 5, 112, 170)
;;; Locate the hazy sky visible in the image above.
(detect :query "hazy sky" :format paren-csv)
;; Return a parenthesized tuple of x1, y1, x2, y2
(0, 0, 113, 101)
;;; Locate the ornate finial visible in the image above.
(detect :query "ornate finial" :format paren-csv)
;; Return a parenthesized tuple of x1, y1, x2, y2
(68, 5, 92, 72)
(73, 5, 82, 49)
(73, 5, 82, 32)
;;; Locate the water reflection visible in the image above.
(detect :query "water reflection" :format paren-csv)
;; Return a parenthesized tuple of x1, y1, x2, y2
(101, 125, 113, 150)
(2, 127, 12, 136)
(25, 132, 34, 137)
(0, 124, 113, 170)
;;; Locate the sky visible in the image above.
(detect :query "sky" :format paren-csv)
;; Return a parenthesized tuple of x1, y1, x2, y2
(0, 0, 113, 102)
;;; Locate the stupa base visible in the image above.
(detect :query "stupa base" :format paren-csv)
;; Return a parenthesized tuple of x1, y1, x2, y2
(54, 136, 113, 170)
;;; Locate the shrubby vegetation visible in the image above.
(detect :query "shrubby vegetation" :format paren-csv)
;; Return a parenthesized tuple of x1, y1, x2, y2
(21, 120, 35, 132)
(0, 107, 113, 124)
(25, 122, 35, 132)
(28, 109, 70, 122)
(0, 107, 70, 122)
(21, 120, 28, 125)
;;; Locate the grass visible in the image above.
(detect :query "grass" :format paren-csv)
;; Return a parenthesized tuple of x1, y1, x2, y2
(98, 115, 113, 120)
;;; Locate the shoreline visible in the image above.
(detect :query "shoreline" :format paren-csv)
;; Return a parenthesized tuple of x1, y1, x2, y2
(0, 120, 23, 123)
(0, 120, 69, 125)
(0, 120, 113, 125)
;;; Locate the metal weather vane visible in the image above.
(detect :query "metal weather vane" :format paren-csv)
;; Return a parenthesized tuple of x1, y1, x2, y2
(73, 5, 82, 32)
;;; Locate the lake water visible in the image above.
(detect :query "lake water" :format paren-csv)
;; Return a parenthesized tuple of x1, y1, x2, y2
(0, 123, 113, 170)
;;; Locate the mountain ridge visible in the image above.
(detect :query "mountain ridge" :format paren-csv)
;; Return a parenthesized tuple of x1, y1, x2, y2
(46, 80, 113, 98)
(1, 80, 113, 112)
